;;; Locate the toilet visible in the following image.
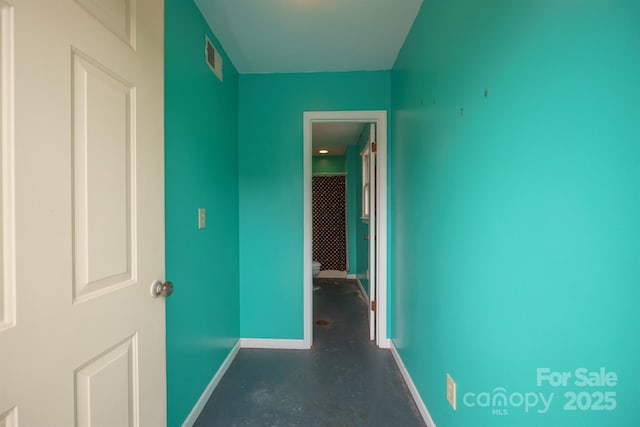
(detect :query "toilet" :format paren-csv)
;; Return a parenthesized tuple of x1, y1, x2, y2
(312, 261, 321, 277)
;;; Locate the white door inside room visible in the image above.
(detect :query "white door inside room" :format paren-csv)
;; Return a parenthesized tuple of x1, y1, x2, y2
(0, 1, 166, 426)
(361, 123, 377, 342)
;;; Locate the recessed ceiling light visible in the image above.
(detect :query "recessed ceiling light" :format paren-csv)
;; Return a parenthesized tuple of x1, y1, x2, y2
(318, 149, 329, 154)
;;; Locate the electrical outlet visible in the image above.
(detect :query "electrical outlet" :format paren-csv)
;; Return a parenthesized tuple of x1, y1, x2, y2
(447, 373, 457, 410)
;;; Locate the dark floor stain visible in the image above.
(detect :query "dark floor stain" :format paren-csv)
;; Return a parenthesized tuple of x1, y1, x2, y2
(315, 319, 330, 326)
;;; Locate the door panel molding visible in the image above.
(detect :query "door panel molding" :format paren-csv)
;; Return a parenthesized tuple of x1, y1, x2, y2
(0, 0, 15, 332)
(0, 406, 18, 427)
(71, 49, 137, 304)
(74, 334, 140, 427)
(75, 0, 136, 48)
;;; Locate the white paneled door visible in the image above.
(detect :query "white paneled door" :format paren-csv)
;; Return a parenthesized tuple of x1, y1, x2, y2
(0, 0, 165, 426)
(366, 124, 376, 342)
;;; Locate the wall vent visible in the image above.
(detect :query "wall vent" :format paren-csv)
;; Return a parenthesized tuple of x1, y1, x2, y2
(205, 36, 223, 82)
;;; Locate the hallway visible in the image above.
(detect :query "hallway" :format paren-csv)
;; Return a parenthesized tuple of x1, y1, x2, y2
(194, 278, 425, 426)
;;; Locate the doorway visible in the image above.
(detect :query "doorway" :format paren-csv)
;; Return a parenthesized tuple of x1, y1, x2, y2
(303, 111, 388, 349)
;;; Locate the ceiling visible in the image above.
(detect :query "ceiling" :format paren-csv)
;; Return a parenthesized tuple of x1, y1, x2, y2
(192, 0, 422, 155)
(312, 122, 366, 156)
(193, 0, 424, 74)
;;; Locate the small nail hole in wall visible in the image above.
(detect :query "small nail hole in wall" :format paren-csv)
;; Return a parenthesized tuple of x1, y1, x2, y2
(460, 107, 464, 117)
(484, 88, 489, 97)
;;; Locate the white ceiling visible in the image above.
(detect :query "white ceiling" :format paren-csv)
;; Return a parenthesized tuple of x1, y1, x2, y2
(193, 0, 424, 74)
(312, 122, 366, 156)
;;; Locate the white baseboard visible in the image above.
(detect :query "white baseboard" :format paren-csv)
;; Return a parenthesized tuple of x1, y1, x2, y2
(182, 340, 241, 427)
(239, 338, 309, 350)
(316, 269, 347, 278)
(356, 277, 367, 299)
(390, 342, 436, 427)
(347, 274, 356, 279)
(354, 277, 390, 349)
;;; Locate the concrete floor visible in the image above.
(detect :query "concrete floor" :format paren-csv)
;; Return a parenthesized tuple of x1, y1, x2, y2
(194, 278, 425, 427)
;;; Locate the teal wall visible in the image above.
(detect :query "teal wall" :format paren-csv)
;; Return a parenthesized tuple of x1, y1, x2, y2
(239, 72, 390, 338)
(165, 0, 239, 425)
(312, 155, 346, 174)
(391, 1, 640, 426)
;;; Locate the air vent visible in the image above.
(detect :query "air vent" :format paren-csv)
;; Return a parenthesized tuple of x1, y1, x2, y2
(205, 36, 223, 82)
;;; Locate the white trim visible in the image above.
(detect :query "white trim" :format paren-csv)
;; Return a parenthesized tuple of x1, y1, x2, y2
(390, 342, 437, 427)
(315, 270, 347, 278)
(303, 110, 388, 349)
(355, 277, 367, 300)
(181, 340, 241, 427)
(367, 125, 376, 341)
(347, 274, 356, 279)
(375, 114, 388, 349)
(240, 338, 309, 350)
(0, 2, 15, 331)
(376, 116, 391, 348)
(303, 114, 313, 349)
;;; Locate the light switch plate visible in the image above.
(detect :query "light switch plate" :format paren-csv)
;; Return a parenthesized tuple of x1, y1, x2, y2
(198, 208, 206, 229)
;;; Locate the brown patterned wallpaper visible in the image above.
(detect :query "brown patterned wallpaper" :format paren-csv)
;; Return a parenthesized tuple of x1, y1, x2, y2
(312, 176, 347, 271)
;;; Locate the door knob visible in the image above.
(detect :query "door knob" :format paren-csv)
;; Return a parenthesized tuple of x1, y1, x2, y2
(364, 235, 369, 240)
(150, 280, 174, 298)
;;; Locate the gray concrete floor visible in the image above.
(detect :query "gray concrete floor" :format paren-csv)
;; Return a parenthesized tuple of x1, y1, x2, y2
(194, 278, 425, 427)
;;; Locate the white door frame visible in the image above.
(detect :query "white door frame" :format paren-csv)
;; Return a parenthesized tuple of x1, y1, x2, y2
(365, 124, 376, 341)
(303, 110, 389, 349)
